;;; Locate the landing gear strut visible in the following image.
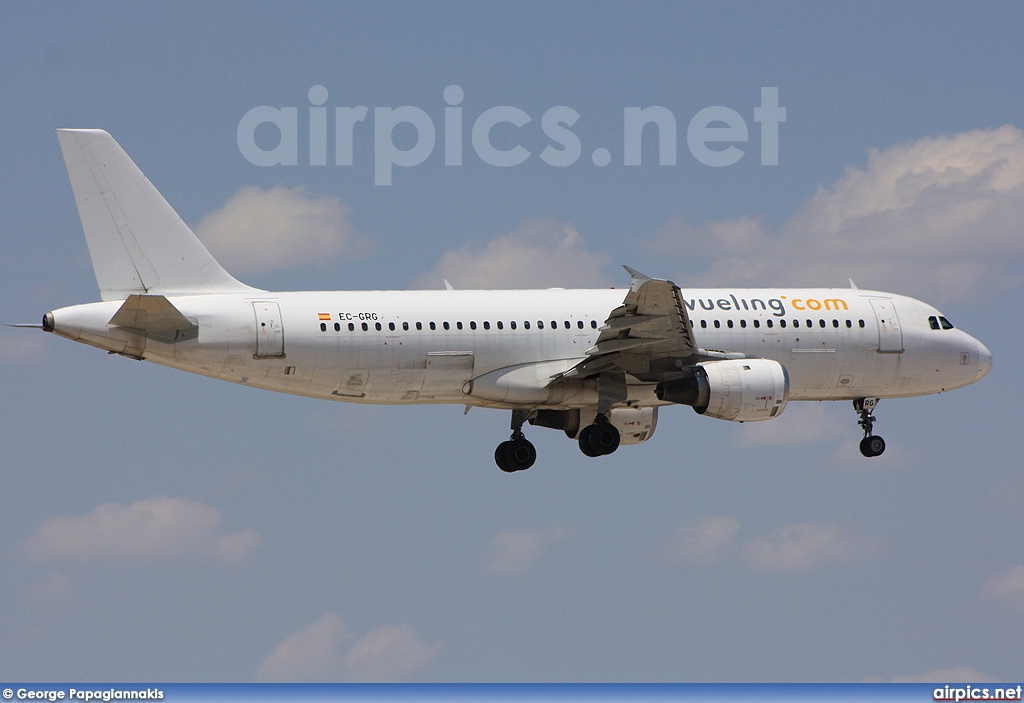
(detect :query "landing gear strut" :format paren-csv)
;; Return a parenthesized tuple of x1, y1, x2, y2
(578, 414, 620, 457)
(495, 409, 537, 473)
(854, 398, 886, 457)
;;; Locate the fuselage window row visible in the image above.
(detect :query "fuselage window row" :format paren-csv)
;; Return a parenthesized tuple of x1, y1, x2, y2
(319, 317, 874, 333)
(319, 319, 600, 332)
(698, 318, 867, 330)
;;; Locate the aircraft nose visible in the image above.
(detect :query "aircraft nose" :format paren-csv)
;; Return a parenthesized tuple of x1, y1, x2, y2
(977, 339, 992, 381)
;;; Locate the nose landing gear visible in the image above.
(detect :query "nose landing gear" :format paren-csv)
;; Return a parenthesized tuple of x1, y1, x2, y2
(854, 398, 886, 457)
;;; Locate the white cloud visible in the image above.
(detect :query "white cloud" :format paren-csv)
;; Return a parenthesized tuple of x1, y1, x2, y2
(413, 219, 610, 289)
(983, 565, 1024, 611)
(343, 624, 440, 682)
(649, 126, 1024, 302)
(734, 402, 843, 447)
(891, 666, 997, 683)
(666, 516, 740, 563)
(195, 185, 369, 274)
(742, 522, 869, 572)
(255, 612, 350, 682)
(481, 525, 569, 576)
(256, 614, 438, 682)
(25, 497, 259, 565)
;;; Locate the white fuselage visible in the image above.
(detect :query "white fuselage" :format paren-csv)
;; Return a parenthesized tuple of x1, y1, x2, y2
(48, 286, 991, 410)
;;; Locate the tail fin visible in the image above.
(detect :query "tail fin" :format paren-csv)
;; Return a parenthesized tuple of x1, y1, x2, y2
(57, 129, 259, 301)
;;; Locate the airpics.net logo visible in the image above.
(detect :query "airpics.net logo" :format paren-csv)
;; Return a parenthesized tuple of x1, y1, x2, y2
(237, 85, 786, 186)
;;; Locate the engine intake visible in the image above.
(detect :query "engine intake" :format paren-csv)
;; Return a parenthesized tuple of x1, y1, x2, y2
(656, 358, 789, 422)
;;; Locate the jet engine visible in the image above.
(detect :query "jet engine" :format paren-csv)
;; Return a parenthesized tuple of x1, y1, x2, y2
(655, 358, 789, 422)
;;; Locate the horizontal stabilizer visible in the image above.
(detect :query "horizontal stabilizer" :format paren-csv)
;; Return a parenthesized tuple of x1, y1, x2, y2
(108, 294, 197, 341)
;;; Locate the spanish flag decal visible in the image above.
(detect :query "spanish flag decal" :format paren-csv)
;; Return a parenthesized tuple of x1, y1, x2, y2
(318, 313, 331, 321)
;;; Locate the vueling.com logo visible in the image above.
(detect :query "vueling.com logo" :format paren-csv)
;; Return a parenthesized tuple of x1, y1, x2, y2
(237, 85, 786, 185)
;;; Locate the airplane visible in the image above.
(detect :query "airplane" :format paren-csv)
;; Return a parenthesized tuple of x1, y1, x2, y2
(23, 129, 992, 472)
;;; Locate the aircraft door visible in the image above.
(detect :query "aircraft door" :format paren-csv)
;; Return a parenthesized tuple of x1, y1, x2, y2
(869, 299, 903, 353)
(253, 301, 285, 358)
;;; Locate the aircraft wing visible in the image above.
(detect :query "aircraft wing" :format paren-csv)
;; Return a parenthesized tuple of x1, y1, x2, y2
(559, 267, 701, 382)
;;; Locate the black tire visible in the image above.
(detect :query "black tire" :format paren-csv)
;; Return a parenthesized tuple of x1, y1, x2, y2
(495, 441, 515, 472)
(860, 435, 886, 457)
(504, 437, 537, 471)
(590, 422, 620, 455)
(578, 425, 601, 457)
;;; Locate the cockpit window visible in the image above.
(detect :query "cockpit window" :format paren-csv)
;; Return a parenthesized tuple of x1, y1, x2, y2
(939, 316, 954, 330)
(928, 316, 940, 330)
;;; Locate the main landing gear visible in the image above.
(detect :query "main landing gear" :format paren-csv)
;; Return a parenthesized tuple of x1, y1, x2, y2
(495, 409, 537, 473)
(854, 397, 886, 457)
(493, 409, 624, 472)
(578, 415, 620, 458)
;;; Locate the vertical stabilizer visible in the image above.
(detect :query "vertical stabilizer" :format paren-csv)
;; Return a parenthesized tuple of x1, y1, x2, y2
(57, 129, 259, 300)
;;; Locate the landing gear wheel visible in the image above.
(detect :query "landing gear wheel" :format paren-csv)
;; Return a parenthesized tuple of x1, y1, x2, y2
(504, 437, 537, 471)
(495, 441, 515, 472)
(578, 420, 620, 457)
(578, 425, 601, 457)
(590, 422, 620, 455)
(859, 435, 886, 458)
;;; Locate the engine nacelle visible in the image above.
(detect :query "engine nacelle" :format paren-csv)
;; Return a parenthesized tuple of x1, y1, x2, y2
(655, 358, 789, 422)
(607, 406, 658, 445)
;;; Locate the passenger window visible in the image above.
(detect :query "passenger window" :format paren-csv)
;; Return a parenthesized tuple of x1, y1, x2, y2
(551, 321, 557, 329)
(939, 316, 954, 330)
(429, 322, 436, 330)
(806, 319, 812, 328)
(497, 321, 504, 330)
(320, 323, 327, 332)
(727, 319, 734, 328)
(510, 321, 517, 330)
(780, 319, 787, 328)
(591, 320, 598, 329)
(577, 320, 584, 329)
(832, 319, 839, 328)
(334, 322, 341, 331)
(714, 320, 721, 329)
(361, 322, 368, 331)
(740, 319, 747, 328)
(819, 319, 826, 328)
(537, 321, 544, 329)
(403, 322, 409, 331)
(859, 319, 866, 328)
(700, 319, 707, 328)
(483, 321, 490, 330)
(470, 321, 477, 330)
(389, 322, 395, 331)
(928, 316, 940, 330)
(767, 319, 774, 328)
(845, 320, 852, 328)
(564, 321, 570, 329)
(415, 322, 422, 330)
(349, 323, 356, 331)
(455, 321, 462, 330)
(524, 321, 531, 330)
(753, 319, 760, 329)
(443, 321, 450, 330)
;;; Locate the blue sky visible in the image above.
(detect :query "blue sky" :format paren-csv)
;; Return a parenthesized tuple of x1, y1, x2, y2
(1, 1, 1022, 682)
